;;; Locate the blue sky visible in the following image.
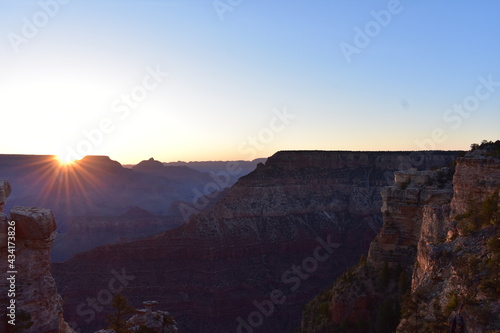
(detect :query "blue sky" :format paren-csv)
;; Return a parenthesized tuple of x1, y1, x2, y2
(0, 0, 499, 163)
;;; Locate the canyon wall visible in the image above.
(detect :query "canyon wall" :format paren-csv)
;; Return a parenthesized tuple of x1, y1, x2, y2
(398, 149, 500, 332)
(301, 146, 499, 333)
(300, 166, 455, 332)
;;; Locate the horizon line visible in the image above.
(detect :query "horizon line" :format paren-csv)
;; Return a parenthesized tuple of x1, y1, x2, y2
(0, 149, 468, 165)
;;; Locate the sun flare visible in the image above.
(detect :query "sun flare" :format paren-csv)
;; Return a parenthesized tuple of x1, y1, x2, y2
(55, 155, 77, 166)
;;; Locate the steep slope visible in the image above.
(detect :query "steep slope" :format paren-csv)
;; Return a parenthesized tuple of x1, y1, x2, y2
(301, 166, 455, 332)
(301, 143, 499, 333)
(398, 146, 500, 332)
(52, 151, 458, 333)
(0, 180, 74, 332)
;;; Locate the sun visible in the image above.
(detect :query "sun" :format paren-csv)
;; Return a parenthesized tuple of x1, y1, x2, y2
(55, 155, 77, 166)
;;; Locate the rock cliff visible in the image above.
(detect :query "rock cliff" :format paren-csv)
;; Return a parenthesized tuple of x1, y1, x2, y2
(301, 143, 500, 333)
(301, 166, 456, 332)
(53, 151, 458, 333)
(398, 147, 500, 332)
(0, 180, 74, 332)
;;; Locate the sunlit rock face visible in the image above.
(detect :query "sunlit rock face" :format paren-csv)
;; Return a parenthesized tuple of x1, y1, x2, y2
(313, 167, 454, 332)
(0, 180, 74, 333)
(53, 151, 459, 333)
(301, 149, 500, 333)
(398, 152, 500, 332)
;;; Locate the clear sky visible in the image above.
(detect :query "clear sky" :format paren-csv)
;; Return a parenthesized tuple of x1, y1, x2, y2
(1, 0, 499, 164)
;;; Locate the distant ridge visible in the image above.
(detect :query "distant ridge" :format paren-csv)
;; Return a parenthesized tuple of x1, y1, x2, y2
(121, 206, 155, 218)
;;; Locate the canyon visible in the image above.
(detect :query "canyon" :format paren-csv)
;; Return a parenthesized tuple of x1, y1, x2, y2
(51, 150, 458, 332)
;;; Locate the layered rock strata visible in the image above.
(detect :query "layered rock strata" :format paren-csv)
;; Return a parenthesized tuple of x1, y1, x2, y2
(301, 147, 499, 333)
(397, 151, 500, 332)
(301, 167, 455, 332)
(0, 180, 74, 333)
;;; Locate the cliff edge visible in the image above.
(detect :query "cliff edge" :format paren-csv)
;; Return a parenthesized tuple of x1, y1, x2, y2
(301, 143, 500, 332)
(0, 180, 74, 333)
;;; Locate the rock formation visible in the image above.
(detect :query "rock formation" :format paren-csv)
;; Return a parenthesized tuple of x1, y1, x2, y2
(398, 147, 500, 332)
(53, 151, 459, 333)
(301, 143, 500, 333)
(300, 166, 456, 332)
(94, 300, 178, 333)
(0, 180, 74, 333)
(126, 301, 178, 333)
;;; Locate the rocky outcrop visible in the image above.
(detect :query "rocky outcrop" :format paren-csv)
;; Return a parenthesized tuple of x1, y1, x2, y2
(300, 166, 455, 332)
(301, 145, 500, 333)
(94, 301, 178, 333)
(397, 151, 500, 332)
(53, 151, 459, 333)
(369, 168, 454, 267)
(126, 301, 178, 333)
(0, 180, 74, 332)
(449, 149, 500, 220)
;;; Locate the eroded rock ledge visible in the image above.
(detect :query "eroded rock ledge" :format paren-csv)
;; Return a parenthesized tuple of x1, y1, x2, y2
(0, 180, 74, 333)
